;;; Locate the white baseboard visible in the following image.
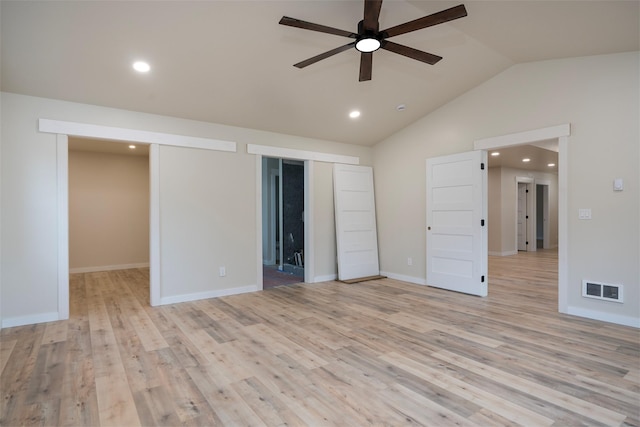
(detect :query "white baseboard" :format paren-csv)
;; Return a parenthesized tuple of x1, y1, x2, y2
(159, 285, 258, 305)
(2, 311, 60, 329)
(567, 306, 639, 328)
(380, 271, 426, 286)
(70, 262, 150, 274)
(488, 250, 518, 256)
(313, 274, 337, 283)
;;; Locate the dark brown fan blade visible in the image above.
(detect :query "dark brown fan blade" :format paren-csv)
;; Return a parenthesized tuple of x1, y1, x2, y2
(279, 16, 357, 38)
(381, 40, 442, 64)
(359, 52, 373, 81)
(293, 42, 357, 68)
(381, 4, 467, 38)
(363, 0, 383, 31)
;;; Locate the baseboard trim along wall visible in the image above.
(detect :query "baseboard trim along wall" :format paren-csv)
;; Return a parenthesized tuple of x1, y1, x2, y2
(488, 250, 518, 257)
(159, 285, 258, 305)
(380, 271, 426, 286)
(69, 263, 150, 274)
(567, 306, 640, 328)
(2, 312, 60, 329)
(313, 274, 338, 283)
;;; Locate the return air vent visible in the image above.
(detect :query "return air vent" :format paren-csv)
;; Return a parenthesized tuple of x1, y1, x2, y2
(582, 280, 623, 303)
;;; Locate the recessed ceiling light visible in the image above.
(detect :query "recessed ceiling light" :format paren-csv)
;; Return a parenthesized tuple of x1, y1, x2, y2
(349, 110, 361, 119)
(133, 61, 150, 73)
(491, 152, 500, 157)
(129, 145, 136, 149)
(548, 163, 556, 167)
(522, 158, 531, 162)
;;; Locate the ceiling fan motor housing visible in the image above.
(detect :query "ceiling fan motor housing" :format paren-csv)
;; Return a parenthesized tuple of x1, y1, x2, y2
(356, 20, 382, 52)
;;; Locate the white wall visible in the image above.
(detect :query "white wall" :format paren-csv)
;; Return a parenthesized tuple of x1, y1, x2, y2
(373, 52, 639, 327)
(0, 92, 371, 327)
(313, 161, 338, 281)
(158, 145, 256, 301)
(69, 150, 149, 271)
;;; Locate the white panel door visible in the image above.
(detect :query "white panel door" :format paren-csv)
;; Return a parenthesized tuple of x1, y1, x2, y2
(517, 183, 527, 251)
(426, 151, 487, 296)
(334, 164, 380, 281)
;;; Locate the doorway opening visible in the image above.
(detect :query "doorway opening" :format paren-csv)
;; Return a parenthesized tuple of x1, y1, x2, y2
(536, 183, 551, 249)
(262, 157, 306, 289)
(68, 137, 151, 303)
(476, 123, 568, 313)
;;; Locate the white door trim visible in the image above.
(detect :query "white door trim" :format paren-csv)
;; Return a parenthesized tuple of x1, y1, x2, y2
(304, 160, 315, 284)
(255, 156, 264, 290)
(40, 119, 236, 152)
(474, 124, 570, 150)
(255, 157, 315, 287)
(247, 144, 359, 165)
(149, 144, 161, 306)
(56, 134, 70, 319)
(474, 123, 570, 314)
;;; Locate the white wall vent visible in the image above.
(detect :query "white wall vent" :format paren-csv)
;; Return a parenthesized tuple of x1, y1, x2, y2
(582, 280, 623, 303)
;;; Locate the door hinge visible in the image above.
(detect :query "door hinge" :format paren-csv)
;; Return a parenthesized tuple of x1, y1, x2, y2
(480, 163, 485, 170)
(481, 275, 485, 283)
(481, 219, 485, 226)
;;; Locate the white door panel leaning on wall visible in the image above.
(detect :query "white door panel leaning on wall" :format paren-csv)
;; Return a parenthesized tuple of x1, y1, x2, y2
(334, 164, 380, 281)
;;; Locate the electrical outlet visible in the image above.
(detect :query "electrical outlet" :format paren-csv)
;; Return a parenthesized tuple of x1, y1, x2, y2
(407, 257, 413, 266)
(219, 266, 226, 277)
(578, 208, 591, 220)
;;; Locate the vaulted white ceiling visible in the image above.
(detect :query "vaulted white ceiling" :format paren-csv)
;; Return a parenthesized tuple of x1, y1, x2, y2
(2, 1, 638, 146)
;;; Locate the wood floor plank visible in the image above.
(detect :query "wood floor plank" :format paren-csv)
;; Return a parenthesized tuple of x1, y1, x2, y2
(41, 320, 69, 345)
(186, 367, 265, 426)
(432, 349, 629, 426)
(0, 339, 16, 376)
(379, 351, 555, 426)
(2, 326, 49, 421)
(95, 372, 140, 427)
(231, 376, 307, 426)
(128, 313, 169, 352)
(1, 252, 638, 426)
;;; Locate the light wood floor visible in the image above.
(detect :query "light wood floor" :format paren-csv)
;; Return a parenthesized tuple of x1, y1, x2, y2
(1, 250, 639, 426)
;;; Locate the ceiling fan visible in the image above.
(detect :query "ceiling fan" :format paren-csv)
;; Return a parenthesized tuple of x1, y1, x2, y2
(279, 1, 467, 82)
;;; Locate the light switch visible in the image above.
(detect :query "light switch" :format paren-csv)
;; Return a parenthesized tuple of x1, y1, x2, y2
(579, 208, 592, 220)
(613, 178, 624, 191)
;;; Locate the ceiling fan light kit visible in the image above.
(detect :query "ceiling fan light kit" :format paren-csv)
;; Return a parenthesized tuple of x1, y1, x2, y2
(355, 37, 381, 53)
(279, 1, 467, 81)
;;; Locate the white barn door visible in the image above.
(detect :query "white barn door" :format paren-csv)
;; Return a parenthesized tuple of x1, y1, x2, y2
(334, 164, 380, 281)
(426, 151, 487, 296)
